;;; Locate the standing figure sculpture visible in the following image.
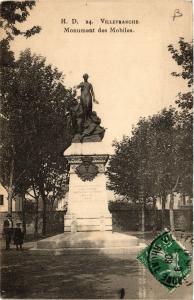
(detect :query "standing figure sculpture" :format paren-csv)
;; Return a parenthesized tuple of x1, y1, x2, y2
(75, 74, 98, 122)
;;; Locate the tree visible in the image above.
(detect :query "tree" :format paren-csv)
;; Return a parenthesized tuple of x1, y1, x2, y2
(0, 2, 41, 217)
(0, 38, 15, 67)
(0, 1, 41, 40)
(0, 49, 74, 234)
(107, 107, 181, 231)
(107, 108, 177, 198)
(107, 38, 193, 233)
(0, 1, 41, 68)
(168, 38, 193, 231)
(168, 38, 193, 192)
(168, 38, 193, 110)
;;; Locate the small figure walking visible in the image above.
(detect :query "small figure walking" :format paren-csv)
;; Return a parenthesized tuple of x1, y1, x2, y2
(14, 222, 24, 251)
(120, 288, 125, 299)
(3, 214, 13, 250)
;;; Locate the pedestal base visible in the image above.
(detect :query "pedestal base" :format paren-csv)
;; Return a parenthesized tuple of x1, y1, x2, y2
(64, 214, 112, 232)
(32, 232, 145, 255)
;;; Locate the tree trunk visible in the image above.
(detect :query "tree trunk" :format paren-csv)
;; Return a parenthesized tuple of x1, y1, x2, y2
(161, 194, 166, 229)
(42, 199, 47, 236)
(8, 158, 14, 213)
(169, 192, 175, 233)
(34, 196, 39, 240)
(182, 192, 186, 205)
(39, 185, 47, 236)
(31, 181, 39, 239)
(141, 201, 145, 232)
(152, 196, 157, 234)
(169, 176, 179, 233)
(22, 195, 26, 236)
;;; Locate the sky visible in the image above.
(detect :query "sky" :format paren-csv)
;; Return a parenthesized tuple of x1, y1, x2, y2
(10, 0, 192, 150)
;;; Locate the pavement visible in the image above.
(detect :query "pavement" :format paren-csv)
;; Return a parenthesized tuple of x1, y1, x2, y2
(0, 232, 193, 299)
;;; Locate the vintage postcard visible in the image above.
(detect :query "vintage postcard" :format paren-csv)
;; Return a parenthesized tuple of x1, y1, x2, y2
(0, 0, 193, 299)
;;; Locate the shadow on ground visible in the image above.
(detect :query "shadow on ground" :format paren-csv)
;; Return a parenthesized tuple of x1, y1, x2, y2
(0, 231, 193, 299)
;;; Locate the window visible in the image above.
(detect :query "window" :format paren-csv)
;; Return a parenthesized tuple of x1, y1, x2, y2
(0, 195, 4, 205)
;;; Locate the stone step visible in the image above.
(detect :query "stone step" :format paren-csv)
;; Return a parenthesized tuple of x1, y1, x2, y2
(30, 244, 146, 256)
(36, 232, 141, 249)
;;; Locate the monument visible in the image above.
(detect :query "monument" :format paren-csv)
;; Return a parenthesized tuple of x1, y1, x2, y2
(64, 73, 112, 231)
(35, 74, 144, 254)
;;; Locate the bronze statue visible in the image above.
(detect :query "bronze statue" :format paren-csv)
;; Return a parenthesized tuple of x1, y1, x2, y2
(71, 74, 105, 143)
(74, 74, 99, 122)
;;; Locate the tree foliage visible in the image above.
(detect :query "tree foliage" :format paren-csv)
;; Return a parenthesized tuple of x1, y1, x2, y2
(0, 49, 74, 233)
(107, 38, 193, 214)
(0, 1, 41, 68)
(0, 1, 41, 40)
(107, 107, 184, 201)
(168, 38, 193, 110)
(168, 38, 193, 87)
(0, 38, 15, 67)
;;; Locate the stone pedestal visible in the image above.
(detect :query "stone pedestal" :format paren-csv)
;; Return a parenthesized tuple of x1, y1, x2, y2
(33, 141, 145, 254)
(64, 142, 112, 232)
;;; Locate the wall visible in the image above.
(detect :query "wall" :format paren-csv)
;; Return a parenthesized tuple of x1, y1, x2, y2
(0, 207, 192, 239)
(0, 184, 8, 212)
(110, 208, 193, 232)
(0, 184, 22, 212)
(0, 211, 65, 238)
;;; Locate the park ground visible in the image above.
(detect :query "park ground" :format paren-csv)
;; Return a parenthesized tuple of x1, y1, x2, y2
(0, 232, 193, 299)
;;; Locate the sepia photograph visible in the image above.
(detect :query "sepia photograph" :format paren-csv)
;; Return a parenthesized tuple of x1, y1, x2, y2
(0, 0, 193, 299)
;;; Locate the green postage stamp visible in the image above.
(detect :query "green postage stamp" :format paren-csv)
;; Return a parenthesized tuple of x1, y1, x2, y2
(137, 229, 192, 291)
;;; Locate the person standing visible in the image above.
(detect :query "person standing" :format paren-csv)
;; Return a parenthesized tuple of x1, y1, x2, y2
(14, 222, 24, 251)
(3, 214, 13, 250)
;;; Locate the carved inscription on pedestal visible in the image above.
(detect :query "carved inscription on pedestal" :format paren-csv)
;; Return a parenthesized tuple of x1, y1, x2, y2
(71, 183, 104, 203)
